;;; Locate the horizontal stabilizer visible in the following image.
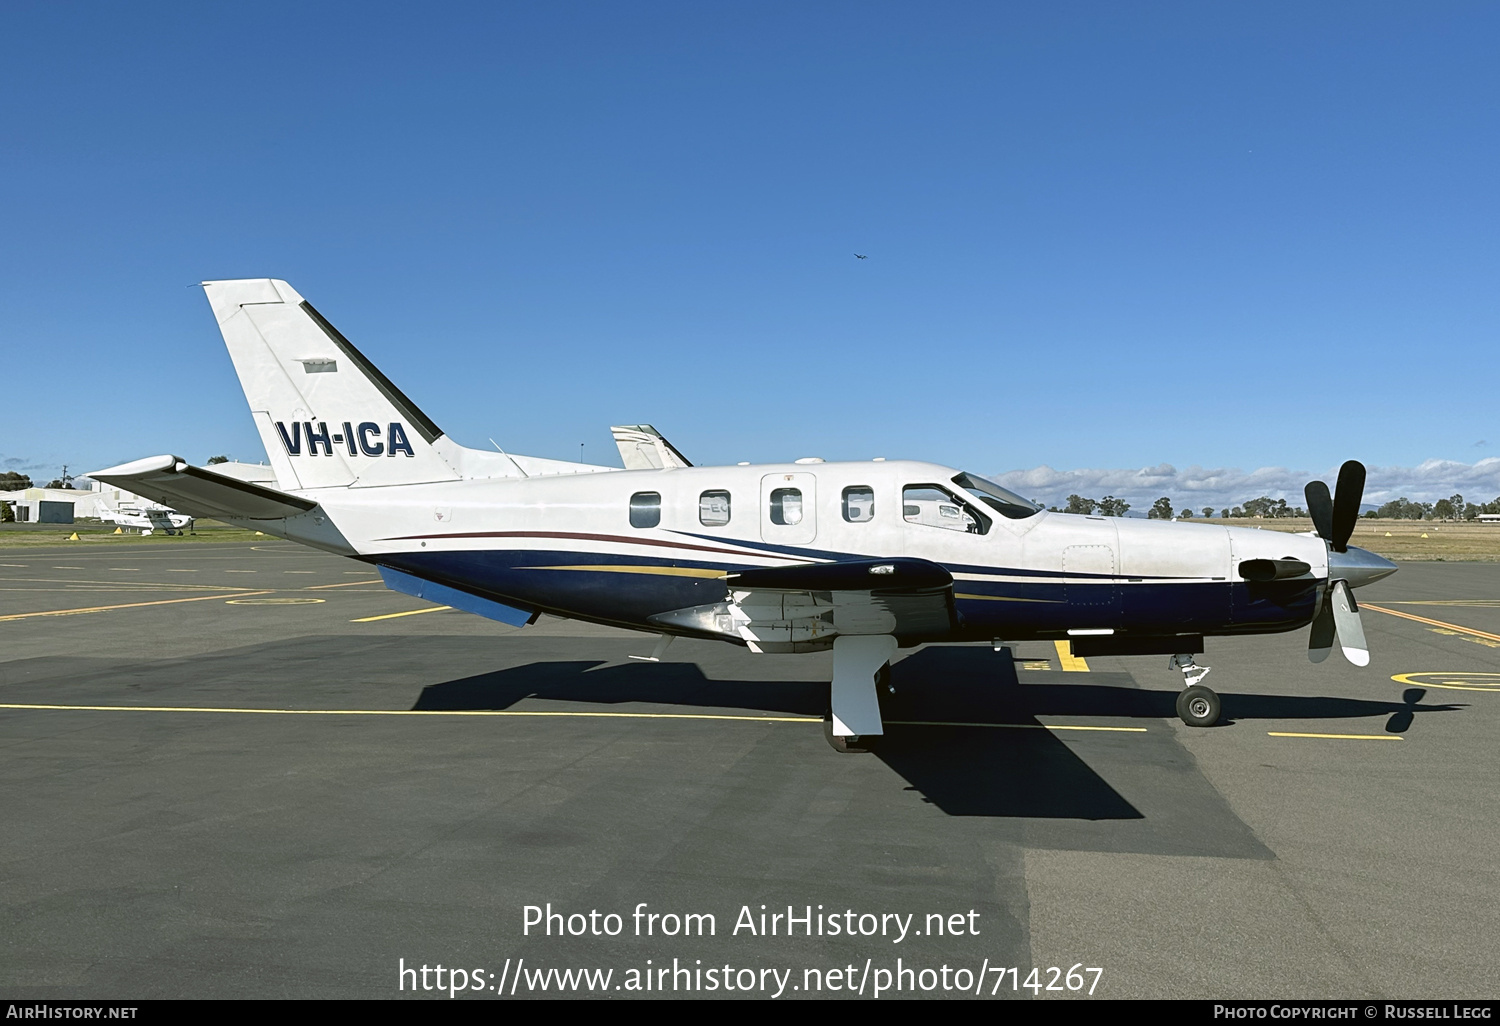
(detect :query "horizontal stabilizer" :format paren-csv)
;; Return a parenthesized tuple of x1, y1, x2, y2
(377, 567, 538, 627)
(87, 456, 317, 520)
(611, 425, 692, 471)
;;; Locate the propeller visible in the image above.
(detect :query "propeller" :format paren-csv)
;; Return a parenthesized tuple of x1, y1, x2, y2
(1303, 460, 1372, 666)
(1304, 460, 1365, 553)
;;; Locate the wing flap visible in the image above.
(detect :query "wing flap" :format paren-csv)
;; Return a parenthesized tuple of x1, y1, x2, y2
(650, 556, 957, 649)
(87, 455, 318, 520)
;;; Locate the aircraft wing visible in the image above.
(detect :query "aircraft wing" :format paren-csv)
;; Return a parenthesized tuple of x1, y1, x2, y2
(611, 424, 692, 470)
(651, 557, 958, 646)
(87, 455, 317, 520)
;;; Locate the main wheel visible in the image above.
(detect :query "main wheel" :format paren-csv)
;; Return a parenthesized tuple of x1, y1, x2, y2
(823, 710, 872, 754)
(1176, 685, 1221, 727)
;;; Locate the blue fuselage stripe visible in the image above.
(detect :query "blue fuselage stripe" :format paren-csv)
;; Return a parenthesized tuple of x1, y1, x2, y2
(374, 548, 1319, 639)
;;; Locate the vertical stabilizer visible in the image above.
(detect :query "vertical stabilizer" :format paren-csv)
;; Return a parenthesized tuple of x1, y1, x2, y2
(203, 279, 462, 491)
(611, 424, 693, 470)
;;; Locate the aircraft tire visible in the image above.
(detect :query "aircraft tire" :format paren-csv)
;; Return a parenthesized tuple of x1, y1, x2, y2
(1176, 685, 1220, 727)
(822, 710, 872, 754)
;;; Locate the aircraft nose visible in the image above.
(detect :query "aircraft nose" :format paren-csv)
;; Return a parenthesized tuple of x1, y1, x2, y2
(1329, 545, 1398, 589)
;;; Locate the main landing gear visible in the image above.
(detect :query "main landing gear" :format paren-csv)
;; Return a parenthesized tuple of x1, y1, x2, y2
(823, 635, 897, 754)
(1169, 652, 1220, 727)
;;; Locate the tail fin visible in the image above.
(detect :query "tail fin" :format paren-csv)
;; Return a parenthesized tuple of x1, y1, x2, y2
(202, 279, 462, 491)
(611, 424, 693, 470)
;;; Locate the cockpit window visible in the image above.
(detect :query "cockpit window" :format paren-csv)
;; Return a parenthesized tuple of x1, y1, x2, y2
(903, 485, 990, 535)
(952, 472, 1041, 520)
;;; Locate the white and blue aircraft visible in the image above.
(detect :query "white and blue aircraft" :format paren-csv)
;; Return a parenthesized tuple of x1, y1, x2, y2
(91, 279, 1397, 752)
(97, 497, 195, 536)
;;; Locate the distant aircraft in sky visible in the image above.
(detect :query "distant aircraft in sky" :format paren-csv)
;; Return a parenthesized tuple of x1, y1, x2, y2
(854, 253, 867, 259)
(91, 279, 1397, 753)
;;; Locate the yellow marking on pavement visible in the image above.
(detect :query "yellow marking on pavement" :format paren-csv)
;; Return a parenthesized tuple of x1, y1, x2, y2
(890, 720, 1145, 732)
(351, 605, 452, 622)
(0, 590, 275, 622)
(1424, 627, 1500, 649)
(522, 564, 729, 579)
(955, 593, 1066, 603)
(226, 597, 325, 605)
(1054, 639, 1090, 671)
(1, 577, 262, 593)
(1392, 671, 1500, 693)
(0, 703, 820, 723)
(1363, 603, 1500, 643)
(306, 579, 380, 590)
(0, 703, 1146, 733)
(52, 566, 84, 570)
(1268, 731, 1403, 741)
(1389, 599, 1500, 608)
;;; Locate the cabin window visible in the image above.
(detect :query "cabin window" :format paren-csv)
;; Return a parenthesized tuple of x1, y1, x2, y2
(769, 487, 803, 526)
(842, 486, 875, 523)
(699, 490, 731, 526)
(629, 491, 661, 529)
(902, 484, 989, 535)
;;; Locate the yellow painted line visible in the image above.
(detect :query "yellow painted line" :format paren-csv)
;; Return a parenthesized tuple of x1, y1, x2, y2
(521, 564, 729, 579)
(889, 720, 1145, 732)
(0, 703, 820, 723)
(1389, 600, 1500, 608)
(1363, 603, 1500, 643)
(1391, 671, 1500, 693)
(306, 579, 381, 590)
(955, 593, 1066, 604)
(1054, 639, 1090, 671)
(350, 605, 452, 622)
(0, 703, 1145, 732)
(1268, 731, 1404, 741)
(1, 577, 259, 592)
(0, 590, 276, 622)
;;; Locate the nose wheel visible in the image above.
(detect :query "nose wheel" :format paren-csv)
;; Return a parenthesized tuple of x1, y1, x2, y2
(823, 711, 872, 754)
(1169, 653, 1220, 727)
(1175, 684, 1221, 727)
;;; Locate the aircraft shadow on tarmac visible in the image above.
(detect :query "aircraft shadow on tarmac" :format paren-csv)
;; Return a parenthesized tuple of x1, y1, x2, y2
(411, 646, 1461, 821)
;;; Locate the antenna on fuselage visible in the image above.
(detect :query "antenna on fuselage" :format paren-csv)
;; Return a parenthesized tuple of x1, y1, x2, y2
(489, 438, 529, 479)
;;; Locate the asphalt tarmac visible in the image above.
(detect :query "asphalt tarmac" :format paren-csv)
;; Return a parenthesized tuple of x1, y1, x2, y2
(2, 541, 1497, 1000)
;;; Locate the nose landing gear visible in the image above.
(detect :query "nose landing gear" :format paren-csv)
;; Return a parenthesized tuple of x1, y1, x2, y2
(1169, 653, 1220, 727)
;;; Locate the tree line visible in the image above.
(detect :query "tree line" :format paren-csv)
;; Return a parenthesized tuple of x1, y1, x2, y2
(1047, 492, 1500, 521)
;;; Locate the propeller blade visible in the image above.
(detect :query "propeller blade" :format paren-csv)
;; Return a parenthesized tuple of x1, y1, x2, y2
(1308, 592, 1335, 663)
(1330, 460, 1366, 553)
(1305, 479, 1333, 544)
(1329, 579, 1369, 666)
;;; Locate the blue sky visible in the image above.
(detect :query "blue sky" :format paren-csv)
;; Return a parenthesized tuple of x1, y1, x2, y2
(3, 2, 1497, 506)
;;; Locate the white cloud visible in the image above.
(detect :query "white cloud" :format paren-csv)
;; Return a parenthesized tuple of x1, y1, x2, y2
(992, 458, 1500, 509)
